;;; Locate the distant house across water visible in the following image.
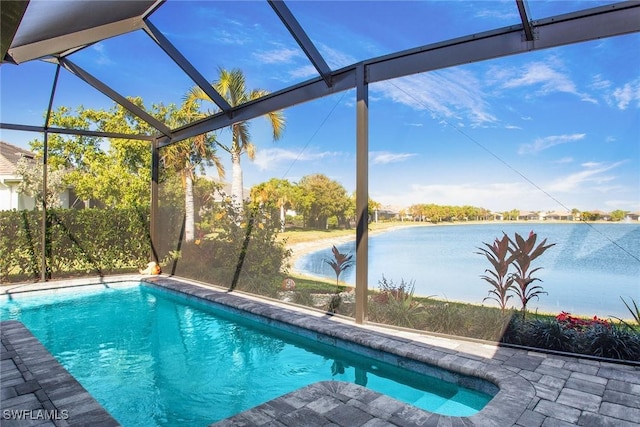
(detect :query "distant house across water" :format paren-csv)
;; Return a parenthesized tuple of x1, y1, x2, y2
(544, 211, 574, 221)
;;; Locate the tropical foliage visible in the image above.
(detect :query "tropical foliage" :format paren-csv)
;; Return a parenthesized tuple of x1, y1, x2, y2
(502, 312, 640, 361)
(162, 202, 290, 296)
(508, 231, 556, 316)
(28, 101, 167, 208)
(322, 245, 354, 312)
(477, 231, 555, 316)
(476, 234, 516, 312)
(186, 68, 285, 208)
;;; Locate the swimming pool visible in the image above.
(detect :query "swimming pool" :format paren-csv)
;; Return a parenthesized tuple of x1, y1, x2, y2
(0, 281, 495, 426)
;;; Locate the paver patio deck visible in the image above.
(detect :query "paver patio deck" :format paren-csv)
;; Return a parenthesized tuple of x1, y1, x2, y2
(1, 276, 639, 426)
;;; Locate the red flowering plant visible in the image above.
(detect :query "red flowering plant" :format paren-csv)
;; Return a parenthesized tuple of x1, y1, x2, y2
(556, 311, 610, 332)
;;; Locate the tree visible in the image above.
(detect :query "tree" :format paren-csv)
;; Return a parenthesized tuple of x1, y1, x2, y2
(296, 174, 351, 229)
(250, 178, 295, 231)
(161, 97, 224, 242)
(29, 101, 162, 208)
(571, 208, 580, 220)
(610, 209, 626, 221)
(15, 157, 67, 209)
(368, 198, 381, 223)
(186, 68, 285, 209)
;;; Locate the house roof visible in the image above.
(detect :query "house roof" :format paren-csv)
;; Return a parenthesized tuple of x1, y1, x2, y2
(0, 140, 35, 176)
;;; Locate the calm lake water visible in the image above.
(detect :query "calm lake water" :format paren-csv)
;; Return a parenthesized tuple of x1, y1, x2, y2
(295, 223, 640, 319)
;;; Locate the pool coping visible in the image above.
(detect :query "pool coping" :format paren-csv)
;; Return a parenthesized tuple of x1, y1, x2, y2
(1, 320, 119, 427)
(2, 275, 640, 427)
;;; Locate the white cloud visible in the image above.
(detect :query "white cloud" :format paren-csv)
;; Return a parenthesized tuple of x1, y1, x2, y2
(553, 157, 574, 164)
(518, 133, 586, 155)
(474, 9, 518, 20)
(254, 47, 301, 64)
(289, 65, 318, 79)
(590, 74, 611, 91)
(546, 161, 626, 193)
(370, 151, 417, 165)
(92, 43, 112, 65)
(495, 59, 594, 102)
(316, 43, 357, 70)
(612, 78, 640, 110)
(373, 69, 496, 126)
(253, 147, 340, 171)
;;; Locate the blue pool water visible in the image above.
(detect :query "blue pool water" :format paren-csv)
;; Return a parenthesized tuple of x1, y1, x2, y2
(0, 283, 493, 426)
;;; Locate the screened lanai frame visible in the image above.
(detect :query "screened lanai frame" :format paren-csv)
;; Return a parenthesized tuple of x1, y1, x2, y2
(1, 0, 639, 323)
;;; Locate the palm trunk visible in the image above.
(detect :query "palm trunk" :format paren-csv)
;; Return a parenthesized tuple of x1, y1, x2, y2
(231, 151, 243, 211)
(279, 205, 286, 232)
(184, 172, 195, 242)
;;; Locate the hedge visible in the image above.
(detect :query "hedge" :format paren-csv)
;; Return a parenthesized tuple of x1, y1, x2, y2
(0, 208, 151, 283)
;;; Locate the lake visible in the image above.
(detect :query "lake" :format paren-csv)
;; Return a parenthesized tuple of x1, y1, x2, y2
(294, 223, 640, 319)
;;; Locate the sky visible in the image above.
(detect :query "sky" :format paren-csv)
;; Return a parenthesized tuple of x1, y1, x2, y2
(1, 0, 639, 214)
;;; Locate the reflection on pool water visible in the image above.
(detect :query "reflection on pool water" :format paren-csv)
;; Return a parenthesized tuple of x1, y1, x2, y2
(1, 283, 494, 426)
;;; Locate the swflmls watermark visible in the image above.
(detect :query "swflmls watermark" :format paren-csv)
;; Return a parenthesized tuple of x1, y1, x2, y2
(2, 409, 69, 421)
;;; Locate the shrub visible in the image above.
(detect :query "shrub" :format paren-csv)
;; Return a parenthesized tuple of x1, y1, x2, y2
(526, 318, 576, 352)
(501, 312, 640, 361)
(168, 203, 290, 298)
(583, 324, 640, 360)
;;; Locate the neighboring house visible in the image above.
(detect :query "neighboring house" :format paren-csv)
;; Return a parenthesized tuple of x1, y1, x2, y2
(625, 212, 640, 221)
(0, 141, 77, 211)
(377, 205, 399, 221)
(545, 210, 573, 221)
(0, 141, 36, 210)
(518, 211, 542, 221)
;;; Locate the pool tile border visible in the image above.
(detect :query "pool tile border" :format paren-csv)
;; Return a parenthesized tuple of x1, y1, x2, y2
(1, 320, 119, 427)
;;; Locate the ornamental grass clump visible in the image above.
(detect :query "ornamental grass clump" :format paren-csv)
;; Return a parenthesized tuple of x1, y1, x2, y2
(370, 275, 425, 328)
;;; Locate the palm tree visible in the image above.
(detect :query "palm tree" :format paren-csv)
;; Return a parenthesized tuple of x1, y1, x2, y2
(161, 100, 224, 242)
(251, 178, 295, 232)
(187, 68, 285, 209)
